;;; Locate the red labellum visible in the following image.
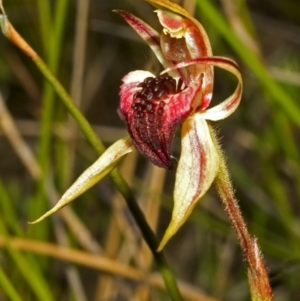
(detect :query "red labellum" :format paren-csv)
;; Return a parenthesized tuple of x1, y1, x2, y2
(118, 71, 202, 169)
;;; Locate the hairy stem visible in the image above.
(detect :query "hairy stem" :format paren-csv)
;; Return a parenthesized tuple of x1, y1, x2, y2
(212, 129, 273, 301)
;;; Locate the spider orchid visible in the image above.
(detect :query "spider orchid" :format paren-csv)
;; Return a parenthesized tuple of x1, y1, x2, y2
(31, 0, 242, 250)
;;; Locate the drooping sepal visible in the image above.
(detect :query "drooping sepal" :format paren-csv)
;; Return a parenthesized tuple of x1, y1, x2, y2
(158, 114, 219, 250)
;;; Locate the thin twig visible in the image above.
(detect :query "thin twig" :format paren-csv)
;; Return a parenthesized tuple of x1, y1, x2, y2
(0, 93, 41, 179)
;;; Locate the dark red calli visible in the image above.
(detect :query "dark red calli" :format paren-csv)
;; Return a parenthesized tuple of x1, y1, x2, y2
(118, 70, 203, 169)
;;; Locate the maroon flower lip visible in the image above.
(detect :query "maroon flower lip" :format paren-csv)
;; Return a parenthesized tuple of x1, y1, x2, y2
(118, 71, 202, 169)
(118, 75, 177, 169)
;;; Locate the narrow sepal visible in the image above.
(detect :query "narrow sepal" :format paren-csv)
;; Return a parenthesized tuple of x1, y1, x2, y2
(114, 10, 172, 71)
(29, 137, 133, 224)
(158, 115, 219, 250)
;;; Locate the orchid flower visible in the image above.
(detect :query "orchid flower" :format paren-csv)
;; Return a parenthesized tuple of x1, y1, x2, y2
(31, 0, 242, 250)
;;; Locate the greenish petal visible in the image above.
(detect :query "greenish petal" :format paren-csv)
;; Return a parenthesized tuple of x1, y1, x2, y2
(30, 137, 133, 224)
(158, 115, 219, 250)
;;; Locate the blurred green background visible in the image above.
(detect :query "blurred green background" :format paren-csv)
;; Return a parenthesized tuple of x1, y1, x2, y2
(0, 0, 299, 300)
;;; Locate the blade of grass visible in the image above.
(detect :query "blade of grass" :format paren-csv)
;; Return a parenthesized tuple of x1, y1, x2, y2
(0, 181, 23, 236)
(59, 0, 90, 190)
(0, 223, 55, 301)
(256, 119, 300, 250)
(220, 0, 260, 56)
(7, 245, 55, 301)
(272, 110, 300, 198)
(0, 182, 63, 300)
(30, 0, 70, 241)
(0, 267, 23, 301)
(36, 0, 51, 49)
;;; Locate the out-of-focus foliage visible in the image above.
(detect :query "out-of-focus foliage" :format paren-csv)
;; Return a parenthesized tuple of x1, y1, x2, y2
(0, 0, 299, 300)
